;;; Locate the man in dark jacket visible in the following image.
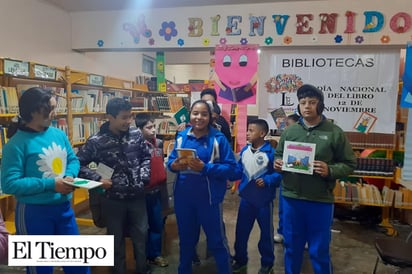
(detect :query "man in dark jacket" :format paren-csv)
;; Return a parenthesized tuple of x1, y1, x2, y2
(77, 98, 151, 274)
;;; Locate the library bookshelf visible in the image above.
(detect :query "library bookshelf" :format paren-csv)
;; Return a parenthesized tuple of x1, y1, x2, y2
(0, 58, 183, 230)
(336, 110, 407, 236)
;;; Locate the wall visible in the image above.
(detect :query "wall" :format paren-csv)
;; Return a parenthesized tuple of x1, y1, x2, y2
(166, 64, 210, 83)
(71, 0, 412, 50)
(0, 0, 147, 80)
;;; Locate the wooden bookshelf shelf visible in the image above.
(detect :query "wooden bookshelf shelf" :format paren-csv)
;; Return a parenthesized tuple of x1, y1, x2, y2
(73, 141, 85, 146)
(334, 200, 388, 207)
(0, 59, 194, 231)
(0, 114, 17, 118)
(349, 175, 394, 180)
(394, 205, 412, 210)
(132, 110, 163, 115)
(71, 112, 106, 116)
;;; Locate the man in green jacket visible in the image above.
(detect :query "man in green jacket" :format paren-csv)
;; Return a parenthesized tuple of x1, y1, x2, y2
(274, 84, 356, 274)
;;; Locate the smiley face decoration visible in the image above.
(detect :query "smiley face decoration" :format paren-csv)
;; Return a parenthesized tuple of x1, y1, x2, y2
(212, 44, 259, 104)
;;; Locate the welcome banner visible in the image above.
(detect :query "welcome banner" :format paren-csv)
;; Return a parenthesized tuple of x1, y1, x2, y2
(258, 49, 400, 134)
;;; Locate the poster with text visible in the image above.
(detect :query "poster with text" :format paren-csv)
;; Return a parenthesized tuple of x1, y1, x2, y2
(258, 49, 400, 134)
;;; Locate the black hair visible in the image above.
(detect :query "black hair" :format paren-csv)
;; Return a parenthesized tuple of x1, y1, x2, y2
(287, 113, 300, 122)
(200, 88, 217, 102)
(248, 118, 269, 135)
(7, 87, 53, 138)
(106, 97, 132, 117)
(135, 113, 154, 129)
(190, 99, 213, 125)
(206, 100, 221, 115)
(212, 101, 221, 115)
(296, 84, 325, 115)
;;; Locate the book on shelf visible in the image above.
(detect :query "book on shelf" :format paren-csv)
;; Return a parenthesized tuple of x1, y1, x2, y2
(155, 96, 171, 111)
(394, 189, 404, 207)
(397, 187, 412, 208)
(130, 97, 148, 111)
(149, 97, 159, 111)
(71, 89, 86, 112)
(334, 180, 388, 205)
(72, 117, 85, 143)
(168, 96, 184, 112)
(182, 97, 191, 110)
(382, 186, 395, 206)
(51, 118, 68, 135)
(54, 87, 67, 113)
(0, 125, 8, 156)
(0, 87, 19, 114)
(345, 132, 396, 149)
(352, 158, 395, 177)
(154, 117, 178, 135)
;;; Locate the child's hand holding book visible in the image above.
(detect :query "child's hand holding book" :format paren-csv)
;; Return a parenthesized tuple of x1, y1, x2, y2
(172, 148, 204, 172)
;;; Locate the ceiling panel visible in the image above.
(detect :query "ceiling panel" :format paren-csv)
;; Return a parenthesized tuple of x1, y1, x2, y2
(43, 0, 314, 12)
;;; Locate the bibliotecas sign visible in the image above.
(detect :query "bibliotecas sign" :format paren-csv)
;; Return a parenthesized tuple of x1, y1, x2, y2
(258, 49, 400, 134)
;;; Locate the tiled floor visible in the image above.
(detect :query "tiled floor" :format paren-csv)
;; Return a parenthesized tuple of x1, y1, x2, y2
(2, 191, 411, 273)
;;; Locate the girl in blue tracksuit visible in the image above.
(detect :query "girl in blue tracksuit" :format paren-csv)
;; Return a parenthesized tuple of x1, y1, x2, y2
(167, 100, 237, 274)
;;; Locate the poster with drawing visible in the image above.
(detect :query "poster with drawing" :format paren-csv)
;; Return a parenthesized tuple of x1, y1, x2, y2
(282, 141, 316, 175)
(258, 49, 399, 134)
(354, 112, 377, 134)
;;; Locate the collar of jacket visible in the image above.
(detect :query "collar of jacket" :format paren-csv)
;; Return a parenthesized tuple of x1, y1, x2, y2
(298, 114, 327, 130)
(100, 121, 129, 139)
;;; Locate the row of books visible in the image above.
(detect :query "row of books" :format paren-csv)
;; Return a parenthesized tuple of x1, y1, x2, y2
(333, 181, 393, 206)
(50, 117, 105, 144)
(130, 95, 190, 113)
(0, 125, 9, 155)
(154, 118, 178, 135)
(345, 132, 396, 149)
(0, 85, 134, 115)
(71, 89, 132, 113)
(0, 87, 19, 114)
(352, 158, 395, 177)
(393, 187, 412, 208)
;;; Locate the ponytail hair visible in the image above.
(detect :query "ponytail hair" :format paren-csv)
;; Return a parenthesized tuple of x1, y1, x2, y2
(7, 115, 22, 139)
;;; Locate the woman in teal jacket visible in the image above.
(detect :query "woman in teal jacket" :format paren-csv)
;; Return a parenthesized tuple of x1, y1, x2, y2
(1, 87, 89, 274)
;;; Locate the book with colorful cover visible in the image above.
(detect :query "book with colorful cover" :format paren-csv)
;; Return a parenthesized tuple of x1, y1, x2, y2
(270, 107, 287, 132)
(282, 141, 316, 175)
(176, 148, 197, 164)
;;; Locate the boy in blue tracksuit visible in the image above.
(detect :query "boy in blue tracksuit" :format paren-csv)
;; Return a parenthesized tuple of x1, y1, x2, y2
(231, 119, 282, 274)
(168, 100, 237, 274)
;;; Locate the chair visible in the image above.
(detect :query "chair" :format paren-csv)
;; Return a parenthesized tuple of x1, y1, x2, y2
(373, 231, 412, 273)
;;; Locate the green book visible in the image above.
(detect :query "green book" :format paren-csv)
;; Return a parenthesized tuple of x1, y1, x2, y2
(174, 106, 190, 125)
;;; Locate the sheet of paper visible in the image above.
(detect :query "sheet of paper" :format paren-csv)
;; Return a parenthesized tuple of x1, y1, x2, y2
(96, 162, 114, 179)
